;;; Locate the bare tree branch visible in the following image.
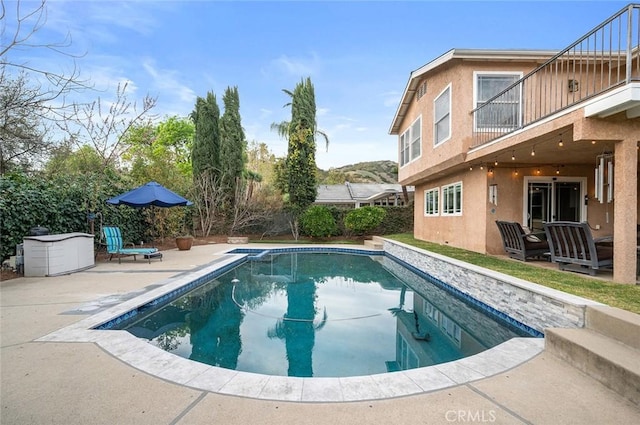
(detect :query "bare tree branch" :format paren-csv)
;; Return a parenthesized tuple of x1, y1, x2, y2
(58, 82, 157, 170)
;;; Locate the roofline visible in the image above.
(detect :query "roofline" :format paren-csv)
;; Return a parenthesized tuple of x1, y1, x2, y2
(388, 48, 558, 135)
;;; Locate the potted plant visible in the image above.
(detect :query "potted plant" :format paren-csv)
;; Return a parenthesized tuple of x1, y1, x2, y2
(175, 234, 193, 251)
(175, 210, 194, 250)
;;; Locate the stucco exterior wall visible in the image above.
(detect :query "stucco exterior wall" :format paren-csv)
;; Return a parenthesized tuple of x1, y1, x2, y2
(415, 161, 623, 255)
(414, 169, 488, 253)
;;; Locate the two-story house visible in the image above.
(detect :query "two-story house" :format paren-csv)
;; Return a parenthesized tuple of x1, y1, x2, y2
(390, 4, 639, 284)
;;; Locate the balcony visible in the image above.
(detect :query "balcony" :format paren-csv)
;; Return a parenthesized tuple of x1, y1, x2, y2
(471, 4, 640, 148)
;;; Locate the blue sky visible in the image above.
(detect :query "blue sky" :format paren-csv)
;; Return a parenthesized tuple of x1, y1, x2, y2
(5, 0, 630, 169)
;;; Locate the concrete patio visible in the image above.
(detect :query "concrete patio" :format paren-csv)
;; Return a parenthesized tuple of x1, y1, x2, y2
(1, 243, 638, 424)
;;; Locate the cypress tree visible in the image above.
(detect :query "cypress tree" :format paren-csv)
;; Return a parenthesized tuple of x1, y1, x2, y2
(190, 91, 220, 180)
(219, 86, 246, 195)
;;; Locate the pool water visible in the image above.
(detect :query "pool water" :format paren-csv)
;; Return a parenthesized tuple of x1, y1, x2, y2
(123, 252, 531, 378)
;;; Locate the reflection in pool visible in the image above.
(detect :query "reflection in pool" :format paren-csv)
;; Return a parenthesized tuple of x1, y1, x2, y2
(122, 252, 533, 378)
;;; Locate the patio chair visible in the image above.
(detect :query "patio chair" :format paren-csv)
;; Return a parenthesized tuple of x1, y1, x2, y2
(543, 221, 613, 275)
(495, 220, 549, 261)
(102, 226, 162, 264)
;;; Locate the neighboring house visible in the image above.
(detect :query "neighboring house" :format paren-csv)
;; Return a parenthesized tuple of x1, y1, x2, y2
(315, 182, 414, 208)
(389, 4, 639, 284)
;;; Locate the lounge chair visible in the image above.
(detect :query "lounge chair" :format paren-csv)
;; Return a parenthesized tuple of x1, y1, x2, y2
(102, 226, 162, 264)
(495, 220, 549, 261)
(543, 221, 613, 275)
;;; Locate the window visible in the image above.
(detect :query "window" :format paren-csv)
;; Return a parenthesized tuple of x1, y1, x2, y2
(424, 188, 439, 216)
(474, 73, 521, 130)
(442, 182, 462, 215)
(400, 132, 410, 166)
(434, 85, 451, 146)
(399, 116, 421, 166)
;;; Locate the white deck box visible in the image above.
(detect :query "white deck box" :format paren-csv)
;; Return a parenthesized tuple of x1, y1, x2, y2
(23, 233, 95, 277)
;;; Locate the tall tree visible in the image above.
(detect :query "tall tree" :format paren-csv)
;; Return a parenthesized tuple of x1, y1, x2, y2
(0, 70, 49, 174)
(1, 0, 91, 173)
(286, 78, 320, 214)
(121, 116, 194, 188)
(190, 92, 220, 180)
(219, 86, 246, 198)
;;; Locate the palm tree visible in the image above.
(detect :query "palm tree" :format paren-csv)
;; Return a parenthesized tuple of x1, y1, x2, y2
(270, 80, 330, 152)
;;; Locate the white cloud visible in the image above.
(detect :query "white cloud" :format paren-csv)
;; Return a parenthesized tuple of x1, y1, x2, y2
(269, 52, 321, 77)
(142, 58, 196, 105)
(382, 90, 402, 108)
(317, 107, 329, 117)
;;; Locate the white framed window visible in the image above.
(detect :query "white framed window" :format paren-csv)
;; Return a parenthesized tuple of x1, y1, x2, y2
(434, 85, 451, 146)
(474, 72, 522, 131)
(400, 132, 410, 166)
(442, 182, 462, 215)
(424, 187, 439, 216)
(399, 116, 421, 166)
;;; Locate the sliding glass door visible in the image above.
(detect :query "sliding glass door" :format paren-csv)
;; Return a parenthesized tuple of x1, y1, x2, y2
(524, 177, 586, 232)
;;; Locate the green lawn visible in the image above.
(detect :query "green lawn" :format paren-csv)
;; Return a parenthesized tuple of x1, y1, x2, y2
(385, 233, 640, 315)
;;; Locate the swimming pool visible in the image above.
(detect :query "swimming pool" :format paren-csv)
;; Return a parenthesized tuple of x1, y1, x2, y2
(113, 250, 537, 378)
(36, 244, 560, 401)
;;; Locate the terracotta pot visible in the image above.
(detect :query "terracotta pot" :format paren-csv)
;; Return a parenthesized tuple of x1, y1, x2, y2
(175, 236, 193, 251)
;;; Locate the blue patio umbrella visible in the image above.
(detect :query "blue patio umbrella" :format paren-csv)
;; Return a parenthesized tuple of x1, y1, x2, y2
(106, 181, 193, 208)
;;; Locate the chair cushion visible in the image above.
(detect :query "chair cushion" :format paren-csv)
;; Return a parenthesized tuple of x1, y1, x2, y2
(595, 246, 614, 261)
(118, 248, 158, 255)
(524, 240, 549, 250)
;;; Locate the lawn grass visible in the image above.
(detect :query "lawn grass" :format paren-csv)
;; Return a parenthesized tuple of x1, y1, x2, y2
(385, 233, 640, 315)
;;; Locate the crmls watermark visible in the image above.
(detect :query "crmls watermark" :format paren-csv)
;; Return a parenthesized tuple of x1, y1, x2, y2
(445, 410, 497, 423)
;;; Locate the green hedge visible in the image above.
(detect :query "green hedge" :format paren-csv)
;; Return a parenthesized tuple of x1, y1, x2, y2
(375, 204, 414, 234)
(0, 172, 148, 260)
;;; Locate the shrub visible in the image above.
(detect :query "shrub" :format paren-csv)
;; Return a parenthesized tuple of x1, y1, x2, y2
(376, 205, 414, 234)
(299, 206, 338, 238)
(344, 206, 386, 235)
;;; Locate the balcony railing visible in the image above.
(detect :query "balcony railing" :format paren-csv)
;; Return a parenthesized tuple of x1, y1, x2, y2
(471, 4, 640, 148)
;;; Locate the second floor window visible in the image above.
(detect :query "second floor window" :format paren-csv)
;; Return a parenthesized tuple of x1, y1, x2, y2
(442, 182, 462, 215)
(475, 73, 521, 131)
(434, 85, 451, 146)
(400, 116, 421, 166)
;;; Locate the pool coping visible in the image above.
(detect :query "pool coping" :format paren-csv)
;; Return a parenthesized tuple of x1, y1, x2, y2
(36, 247, 546, 403)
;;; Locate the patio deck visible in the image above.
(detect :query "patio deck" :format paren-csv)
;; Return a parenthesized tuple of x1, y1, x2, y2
(1, 243, 638, 424)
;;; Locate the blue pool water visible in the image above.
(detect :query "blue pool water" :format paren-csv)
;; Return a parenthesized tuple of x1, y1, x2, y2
(118, 251, 535, 378)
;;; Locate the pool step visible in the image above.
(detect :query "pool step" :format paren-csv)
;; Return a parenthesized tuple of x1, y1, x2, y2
(363, 238, 383, 250)
(545, 305, 640, 406)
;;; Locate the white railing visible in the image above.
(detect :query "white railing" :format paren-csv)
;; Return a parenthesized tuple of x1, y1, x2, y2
(471, 4, 640, 147)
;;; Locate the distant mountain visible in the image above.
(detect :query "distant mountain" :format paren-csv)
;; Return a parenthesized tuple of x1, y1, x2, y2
(318, 160, 399, 184)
